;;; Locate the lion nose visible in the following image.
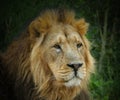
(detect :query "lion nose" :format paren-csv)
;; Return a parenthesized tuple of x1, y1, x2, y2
(67, 63, 83, 71)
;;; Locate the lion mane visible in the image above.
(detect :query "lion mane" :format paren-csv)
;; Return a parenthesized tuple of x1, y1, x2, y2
(0, 9, 94, 100)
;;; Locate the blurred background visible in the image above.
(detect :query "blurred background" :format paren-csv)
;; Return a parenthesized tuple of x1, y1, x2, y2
(0, 0, 120, 100)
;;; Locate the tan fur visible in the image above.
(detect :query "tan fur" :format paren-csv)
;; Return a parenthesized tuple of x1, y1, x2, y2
(1, 9, 94, 100)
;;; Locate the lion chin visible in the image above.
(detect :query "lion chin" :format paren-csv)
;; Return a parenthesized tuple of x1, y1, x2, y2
(0, 9, 94, 100)
(65, 77, 81, 87)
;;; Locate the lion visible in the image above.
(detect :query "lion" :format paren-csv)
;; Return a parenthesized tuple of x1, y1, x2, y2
(0, 9, 94, 100)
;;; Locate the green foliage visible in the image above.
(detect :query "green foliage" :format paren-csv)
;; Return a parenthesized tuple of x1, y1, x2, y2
(90, 74, 113, 100)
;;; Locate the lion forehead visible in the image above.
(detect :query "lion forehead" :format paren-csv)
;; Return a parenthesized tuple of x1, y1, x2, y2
(45, 25, 82, 44)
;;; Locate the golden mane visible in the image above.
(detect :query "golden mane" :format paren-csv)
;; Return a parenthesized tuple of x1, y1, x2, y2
(28, 9, 89, 38)
(1, 9, 94, 100)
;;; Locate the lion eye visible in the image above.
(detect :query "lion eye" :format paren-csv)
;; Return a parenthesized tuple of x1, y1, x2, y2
(53, 44, 61, 52)
(77, 43, 82, 48)
(54, 44, 61, 49)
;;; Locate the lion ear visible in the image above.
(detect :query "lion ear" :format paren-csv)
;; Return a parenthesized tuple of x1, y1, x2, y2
(75, 18, 89, 35)
(28, 18, 50, 38)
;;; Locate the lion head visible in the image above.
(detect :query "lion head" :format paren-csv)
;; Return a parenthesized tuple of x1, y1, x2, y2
(28, 10, 94, 100)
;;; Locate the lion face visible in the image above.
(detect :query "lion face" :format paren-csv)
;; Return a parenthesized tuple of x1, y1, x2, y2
(41, 24, 87, 87)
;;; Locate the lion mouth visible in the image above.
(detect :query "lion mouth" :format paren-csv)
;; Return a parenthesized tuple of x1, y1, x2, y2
(64, 74, 76, 80)
(61, 71, 85, 87)
(55, 69, 86, 87)
(65, 75, 82, 82)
